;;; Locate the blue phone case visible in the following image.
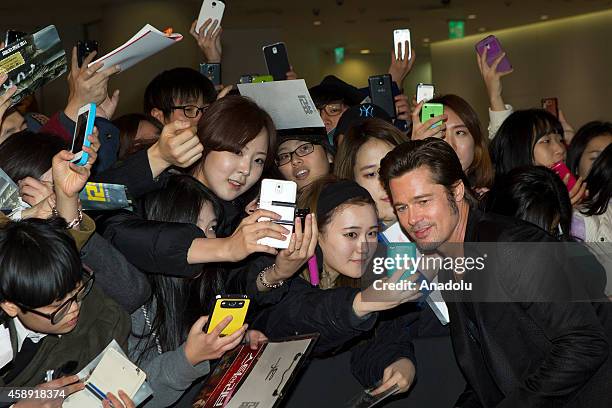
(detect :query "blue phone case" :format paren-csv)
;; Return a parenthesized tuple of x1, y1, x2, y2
(75, 103, 96, 166)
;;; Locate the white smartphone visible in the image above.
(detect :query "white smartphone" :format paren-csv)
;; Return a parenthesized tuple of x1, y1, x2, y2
(416, 83, 435, 104)
(196, 0, 226, 34)
(393, 28, 411, 61)
(71, 103, 96, 166)
(257, 179, 297, 249)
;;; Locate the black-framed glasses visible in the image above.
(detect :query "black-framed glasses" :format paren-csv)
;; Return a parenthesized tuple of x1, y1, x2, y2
(317, 103, 344, 117)
(16, 268, 95, 325)
(170, 105, 208, 118)
(276, 142, 316, 166)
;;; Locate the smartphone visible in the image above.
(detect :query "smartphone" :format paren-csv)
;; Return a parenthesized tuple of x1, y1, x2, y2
(368, 74, 396, 118)
(421, 103, 444, 129)
(239, 74, 274, 84)
(551, 161, 577, 192)
(196, 0, 226, 34)
(71, 103, 96, 166)
(200, 63, 221, 86)
(475, 35, 512, 73)
(393, 28, 411, 60)
(205, 295, 250, 336)
(263, 42, 291, 81)
(257, 179, 297, 249)
(416, 83, 435, 104)
(4, 30, 26, 47)
(541, 97, 559, 118)
(77, 40, 99, 67)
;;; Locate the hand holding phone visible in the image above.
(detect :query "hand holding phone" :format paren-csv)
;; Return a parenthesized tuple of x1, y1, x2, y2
(185, 313, 247, 366)
(71, 103, 96, 166)
(542, 97, 559, 118)
(475, 35, 512, 73)
(205, 296, 250, 336)
(257, 179, 297, 249)
(551, 161, 577, 191)
(393, 29, 411, 60)
(411, 101, 446, 141)
(77, 41, 99, 67)
(196, 0, 226, 34)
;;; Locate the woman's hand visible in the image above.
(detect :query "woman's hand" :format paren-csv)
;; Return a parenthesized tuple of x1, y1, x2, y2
(567, 175, 588, 208)
(184, 315, 248, 366)
(14, 375, 85, 408)
(370, 358, 416, 396)
(190, 19, 222, 63)
(224, 209, 289, 261)
(245, 330, 268, 350)
(52, 129, 100, 198)
(103, 390, 136, 408)
(272, 214, 318, 281)
(18, 177, 54, 207)
(411, 101, 447, 140)
(476, 47, 513, 112)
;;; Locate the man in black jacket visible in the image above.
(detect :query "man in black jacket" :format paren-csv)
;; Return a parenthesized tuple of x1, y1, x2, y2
(379, 138, 611, 408)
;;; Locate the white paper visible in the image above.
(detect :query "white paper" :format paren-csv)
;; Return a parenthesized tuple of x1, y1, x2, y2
(0, 325, 13, 370)
(64, 341, 150, 408)
(238, 79, 325, 130)
(226, 339, 312, 408)
(89, 24, 182, 72)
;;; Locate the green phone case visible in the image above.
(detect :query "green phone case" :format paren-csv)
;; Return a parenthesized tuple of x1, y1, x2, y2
(421, 103, 444, 128)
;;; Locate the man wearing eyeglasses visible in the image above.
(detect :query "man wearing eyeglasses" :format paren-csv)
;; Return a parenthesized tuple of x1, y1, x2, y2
(144, 67, 217, 128)
(0, 219, 130, 401)
(309, 75, 364, 136)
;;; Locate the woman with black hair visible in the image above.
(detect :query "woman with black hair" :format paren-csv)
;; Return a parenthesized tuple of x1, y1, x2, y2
(573, 144, 612, 243)
(489, 109, 587, 207)
(129, 174, 266, 408)
(567, 121, 612, 179)
(485, 166, 573, 240)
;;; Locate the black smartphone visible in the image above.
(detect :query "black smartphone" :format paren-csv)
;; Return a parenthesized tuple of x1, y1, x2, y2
(295, 208, 310, 233)
(4, 30, 26, 47)
(77, 40, 99, 67)
(368, 74, 396, 118)
(262, 42, 290, 81)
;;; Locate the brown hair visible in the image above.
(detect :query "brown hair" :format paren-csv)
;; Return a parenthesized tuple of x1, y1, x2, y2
(429, 94, 494, 189)
(299, 175, 376, 289)
(113, 113, 162, 160)
(334, 118, 408, 180)
(192, 95, 277, 171)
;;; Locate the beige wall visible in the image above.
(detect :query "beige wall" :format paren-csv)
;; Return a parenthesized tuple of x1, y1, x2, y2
(430, 9, 612, 131)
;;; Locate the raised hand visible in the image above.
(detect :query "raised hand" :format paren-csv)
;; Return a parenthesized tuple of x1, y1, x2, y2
(147, 120, 204, 177)
(190, 19, 222, 63)
(476, 47, 513, 112)
(411, 101, 447, 140)
(388, 42, 415, 86)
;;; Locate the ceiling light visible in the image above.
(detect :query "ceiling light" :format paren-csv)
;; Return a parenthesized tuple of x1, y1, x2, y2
(468, 14, 477, 20)
(540, 15, 549, 20)
(313, 20, 322, 26)
(423, 38, 430, 43)
(360, 49, 371, 54)
(478, 27, 486, 32)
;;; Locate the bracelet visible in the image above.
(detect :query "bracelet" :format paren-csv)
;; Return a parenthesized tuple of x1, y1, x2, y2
(52, 202, 83, 229)
(258, 264, 285, 289)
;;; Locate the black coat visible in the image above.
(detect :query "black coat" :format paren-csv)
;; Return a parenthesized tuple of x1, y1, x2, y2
(448, 209, 611, 408)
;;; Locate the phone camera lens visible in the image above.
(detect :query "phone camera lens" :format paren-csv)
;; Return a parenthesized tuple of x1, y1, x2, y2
(212, 1, 216, 6)
(379, 80, 384, 85)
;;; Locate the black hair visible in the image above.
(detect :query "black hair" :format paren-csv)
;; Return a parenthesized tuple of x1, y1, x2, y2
(379, 138, 477, 208)
(134, 174, 224, 362)
(581, 144, 612, 216)
(566, 121, 612, 176)
(489, 109, 564, 176)
(0, 218, 82, 319)
(143, 67, 217, 118)
(0, 131, 67, 181)
(485, 166, 572, 240)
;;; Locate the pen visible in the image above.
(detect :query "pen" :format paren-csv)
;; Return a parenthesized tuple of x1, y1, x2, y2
(86, 382, 107, 401)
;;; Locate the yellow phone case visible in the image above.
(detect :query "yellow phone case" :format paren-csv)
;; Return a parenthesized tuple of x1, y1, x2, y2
(207, 297, 250, 336)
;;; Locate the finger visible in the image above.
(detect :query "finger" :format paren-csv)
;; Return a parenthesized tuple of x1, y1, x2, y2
(253, 227, 288, 242)
(90, 64, 121, 83)
(189, 20, 198, 37)
(370, 377, 395, 396)
(287, 232, 297, 253)
(105, 392, 122, 408)
(293, 217, 304, 248)
(117, 390, 135, 408)
(411, 101, 424, 124)
(47, 375, 81, 388)
(200, 18, 213, 35)
(251, 209, 282, 221)
(84, 56, 103, 74)
(70, 46, 78, 72)
(54, 149, 76, 163)
(395, 41, 401, 60)
(490, 52, 506, 72)
(216, 85, 233, 100)
(422, 114, 447, 129)
(253, 244, 279, 256)
(220, 325, 248, 350)
(62, 381, 86, 396)
(192, 315, 209, 332)
(207, 20, 219, 38)
(210, 315, 233, 337)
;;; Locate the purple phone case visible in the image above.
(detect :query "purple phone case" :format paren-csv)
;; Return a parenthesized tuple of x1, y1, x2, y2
(475, 35, 512, 72)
